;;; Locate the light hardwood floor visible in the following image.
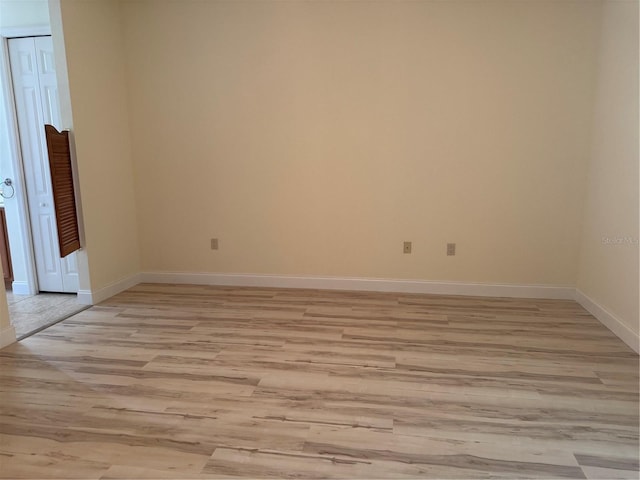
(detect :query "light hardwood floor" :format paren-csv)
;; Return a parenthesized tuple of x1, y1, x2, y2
(0, 283, 638, 479)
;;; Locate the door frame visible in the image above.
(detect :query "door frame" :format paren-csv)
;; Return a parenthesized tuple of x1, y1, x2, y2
(0, 26, 52, 295)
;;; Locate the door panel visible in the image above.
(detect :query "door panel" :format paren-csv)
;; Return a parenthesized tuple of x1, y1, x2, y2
(8, 36, 78, 293)
(63, 253, 79, 276)
(44, 125, 82, 260)
(35, 37, 61, 127)
(39, 214, 58, 273)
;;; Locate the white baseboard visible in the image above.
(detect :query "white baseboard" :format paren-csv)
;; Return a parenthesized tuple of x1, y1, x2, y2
(140, 271, 575, 300)
(11, 281, 34, 296)
(575, 289, 639, 354)
(0, 325, 16, 349)
(48, 270, 640, 354)
(77, 273, 141, 305)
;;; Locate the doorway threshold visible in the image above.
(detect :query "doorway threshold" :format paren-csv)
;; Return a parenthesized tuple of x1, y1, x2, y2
(7, 291, 90, 340)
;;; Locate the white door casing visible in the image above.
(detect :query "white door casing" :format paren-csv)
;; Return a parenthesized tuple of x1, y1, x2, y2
(8, 36, 78, 293)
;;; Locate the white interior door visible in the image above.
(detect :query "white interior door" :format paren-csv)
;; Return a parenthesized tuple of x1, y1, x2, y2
(8, 36, 78, 293)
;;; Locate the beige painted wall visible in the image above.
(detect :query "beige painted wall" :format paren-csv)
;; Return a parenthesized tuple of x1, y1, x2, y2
(56, 0, 140, 291)
(121, 0, 600, 285)
(577, 1, 639, 335)
(0, 0, 49, 29)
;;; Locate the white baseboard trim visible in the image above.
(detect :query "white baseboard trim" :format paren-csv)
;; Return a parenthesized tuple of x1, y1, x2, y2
(575, 289, 639, 354)
(68, 271, 639, 354)
(0, 325, 16, 349)
(11, 281, 34, 296)
(140, 271, 575, 300)
(77, 273, 142, 305)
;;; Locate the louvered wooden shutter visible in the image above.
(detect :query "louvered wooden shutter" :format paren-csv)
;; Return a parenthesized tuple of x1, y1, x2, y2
(44, 124, 81, 257)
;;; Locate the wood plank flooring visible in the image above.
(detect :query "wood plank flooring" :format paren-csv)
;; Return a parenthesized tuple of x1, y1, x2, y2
(0, 283, 638, 479)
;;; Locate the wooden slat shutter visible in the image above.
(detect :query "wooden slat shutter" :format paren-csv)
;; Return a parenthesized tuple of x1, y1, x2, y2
(44, 124, 81, 257)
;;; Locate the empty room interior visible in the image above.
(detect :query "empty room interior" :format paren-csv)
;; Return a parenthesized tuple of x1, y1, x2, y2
(0, 0, 638, 478)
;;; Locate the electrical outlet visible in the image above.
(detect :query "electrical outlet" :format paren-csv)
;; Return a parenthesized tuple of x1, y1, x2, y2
(403, 241, 412, 254)
(447, 243, 456, 256)
(210, 238, 219, 250)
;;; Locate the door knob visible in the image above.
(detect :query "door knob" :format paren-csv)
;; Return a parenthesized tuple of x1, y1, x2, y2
(0, 179, 14, 199)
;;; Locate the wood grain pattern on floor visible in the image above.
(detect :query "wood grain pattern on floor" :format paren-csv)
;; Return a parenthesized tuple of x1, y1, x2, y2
(0, 283, 638, 479)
